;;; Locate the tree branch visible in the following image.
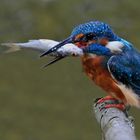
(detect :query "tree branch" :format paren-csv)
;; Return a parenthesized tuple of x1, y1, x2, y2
(94, 99, 137, 140)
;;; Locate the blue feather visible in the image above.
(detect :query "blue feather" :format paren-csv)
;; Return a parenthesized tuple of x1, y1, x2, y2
(83, 43, 112, 56)
(71, 21, 119, 41)
(71, 20, 140, 96)
(108, 48, 140, 96)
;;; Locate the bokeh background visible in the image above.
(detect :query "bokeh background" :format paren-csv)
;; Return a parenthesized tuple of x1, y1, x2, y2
(0, 0, 140, 140)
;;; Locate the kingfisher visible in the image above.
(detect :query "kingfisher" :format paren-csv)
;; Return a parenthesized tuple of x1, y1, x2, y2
(39, 21, 140, 109)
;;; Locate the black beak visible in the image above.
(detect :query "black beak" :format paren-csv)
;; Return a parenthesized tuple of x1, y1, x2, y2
(40, 36, 73, 68)
(40, 37, 73, 58)
(42, 56, 65, 68)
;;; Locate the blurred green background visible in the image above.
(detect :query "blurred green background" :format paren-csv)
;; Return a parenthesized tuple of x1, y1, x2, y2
(0, 0, 140, 140)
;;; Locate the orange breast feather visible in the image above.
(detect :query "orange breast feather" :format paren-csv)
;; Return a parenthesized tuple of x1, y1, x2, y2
(81, 55, 127, 103)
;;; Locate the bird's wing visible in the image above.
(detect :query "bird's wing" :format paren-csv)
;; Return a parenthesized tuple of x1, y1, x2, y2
(107, 49, 140, 94)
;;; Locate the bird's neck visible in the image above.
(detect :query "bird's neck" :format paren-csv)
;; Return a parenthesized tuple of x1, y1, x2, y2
(115, 36, 133, 49)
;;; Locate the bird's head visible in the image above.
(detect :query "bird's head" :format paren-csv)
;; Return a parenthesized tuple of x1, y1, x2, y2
(40, 21, 132, 66)
(71, 21, 118, 48)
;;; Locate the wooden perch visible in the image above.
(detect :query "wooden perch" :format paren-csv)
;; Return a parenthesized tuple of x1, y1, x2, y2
(94, 98, 137, 140)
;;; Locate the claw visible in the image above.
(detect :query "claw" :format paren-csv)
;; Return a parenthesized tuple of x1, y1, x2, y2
(104, 103, 126, 111)
(95, 96, 126, 111)
(97, 96, 118, 104)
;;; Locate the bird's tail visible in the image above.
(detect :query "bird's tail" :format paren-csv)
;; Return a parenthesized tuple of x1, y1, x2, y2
(1, 43, 21, 53)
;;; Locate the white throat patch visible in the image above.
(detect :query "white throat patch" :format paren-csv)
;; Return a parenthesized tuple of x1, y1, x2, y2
(105, 41, 124, 53)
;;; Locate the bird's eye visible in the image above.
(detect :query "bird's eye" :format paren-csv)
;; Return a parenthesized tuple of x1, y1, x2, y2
(74, 33, 95, 43)
(84, 33, 95, 41)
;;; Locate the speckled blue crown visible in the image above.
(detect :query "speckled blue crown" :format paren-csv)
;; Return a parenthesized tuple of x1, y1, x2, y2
(71, 21, 118, 40)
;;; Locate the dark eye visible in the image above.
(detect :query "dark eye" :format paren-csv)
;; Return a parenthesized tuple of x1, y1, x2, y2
(84, 33, 95, 41)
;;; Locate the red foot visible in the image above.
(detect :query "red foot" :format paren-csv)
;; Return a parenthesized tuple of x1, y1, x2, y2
(97, 96, 117, 104)
(96, 96, 126, 111)
(105, 103, 125, 111)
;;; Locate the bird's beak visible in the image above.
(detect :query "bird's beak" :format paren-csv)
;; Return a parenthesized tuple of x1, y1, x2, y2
(40, 36, 73, 68)
(40, 36, 73, 57)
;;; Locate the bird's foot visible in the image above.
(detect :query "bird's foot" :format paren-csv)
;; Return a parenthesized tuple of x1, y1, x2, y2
(104, 103, 125, 110)
(96, 95, 117, 104)
(96, 96, 126, 111)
